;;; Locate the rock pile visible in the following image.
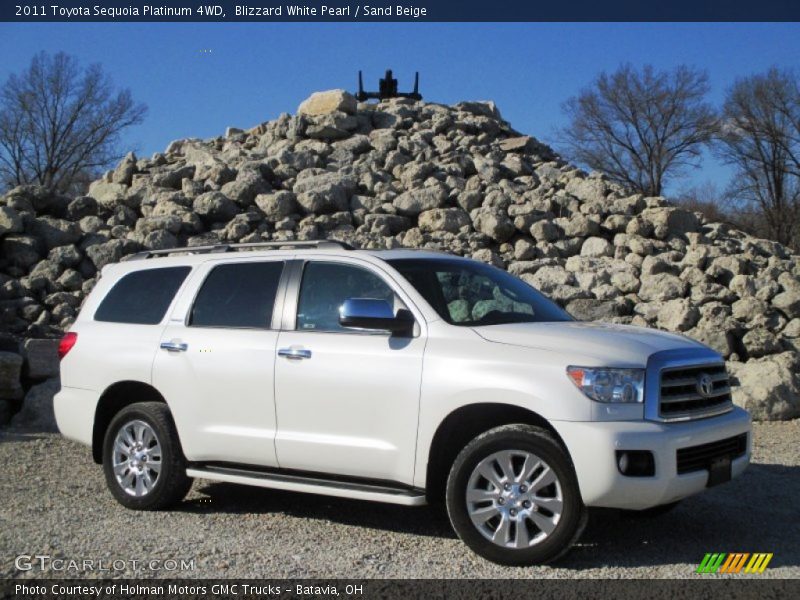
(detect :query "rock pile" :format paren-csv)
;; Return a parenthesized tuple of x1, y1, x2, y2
(1, 89, 799, 420)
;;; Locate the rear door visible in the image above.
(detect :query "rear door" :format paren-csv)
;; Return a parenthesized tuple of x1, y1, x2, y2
(153, 257, 288, 466)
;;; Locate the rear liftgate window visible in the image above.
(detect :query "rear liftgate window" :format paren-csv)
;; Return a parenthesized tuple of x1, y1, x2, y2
(94, 266, 191, 325)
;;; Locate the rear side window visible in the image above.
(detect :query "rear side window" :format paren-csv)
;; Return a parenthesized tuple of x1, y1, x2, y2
(190, 261, 284, 329)
(95, 266, 191, 325)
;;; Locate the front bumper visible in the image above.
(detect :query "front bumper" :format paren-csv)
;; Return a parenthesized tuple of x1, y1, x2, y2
(552, 407, 752, 509)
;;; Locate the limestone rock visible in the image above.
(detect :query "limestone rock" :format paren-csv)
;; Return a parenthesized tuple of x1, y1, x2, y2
(23, 338, 60, 380)
(10, 377, 60, 432)
(298, 90, 357, 116)
(727, 353, 800, 420)
(0, 351, 23, 400)
(418, 208, 471, 233)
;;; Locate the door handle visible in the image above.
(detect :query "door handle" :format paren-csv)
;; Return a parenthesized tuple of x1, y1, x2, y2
(160, 341, 188, 352)
(278, 347, 312, 360)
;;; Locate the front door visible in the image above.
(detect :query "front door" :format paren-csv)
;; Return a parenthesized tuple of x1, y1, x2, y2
(273, 259, 425, 485)
(153, 259, 286, 466)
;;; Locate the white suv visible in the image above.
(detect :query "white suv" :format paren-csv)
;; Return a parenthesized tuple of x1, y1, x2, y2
(54, 240, 751, 565)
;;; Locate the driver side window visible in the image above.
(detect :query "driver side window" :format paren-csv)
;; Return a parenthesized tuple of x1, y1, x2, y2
(296, 262, 395, 333)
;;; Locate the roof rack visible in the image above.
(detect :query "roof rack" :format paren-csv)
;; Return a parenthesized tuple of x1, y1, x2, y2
(127, 240, 355, 261)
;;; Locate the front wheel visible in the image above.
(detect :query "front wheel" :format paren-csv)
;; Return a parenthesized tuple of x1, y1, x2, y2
(102, 402, 192, 510)
(446, 424, 587, 566)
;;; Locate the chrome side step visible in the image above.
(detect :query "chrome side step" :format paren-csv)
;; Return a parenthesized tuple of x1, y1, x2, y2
(186, 466, 427, 506)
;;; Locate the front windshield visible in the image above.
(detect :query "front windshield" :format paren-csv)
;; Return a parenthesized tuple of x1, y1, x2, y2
(387, 258, 573, 326)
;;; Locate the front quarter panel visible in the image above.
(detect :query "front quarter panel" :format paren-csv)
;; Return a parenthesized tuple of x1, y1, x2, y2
(413, 323, 593, 488)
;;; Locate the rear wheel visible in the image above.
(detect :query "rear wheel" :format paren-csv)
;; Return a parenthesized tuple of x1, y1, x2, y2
(445, 424, 587, 566)
(102, 402, 192, 510)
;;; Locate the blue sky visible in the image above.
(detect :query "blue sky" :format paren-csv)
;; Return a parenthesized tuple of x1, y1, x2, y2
(1, 22, 799, 196)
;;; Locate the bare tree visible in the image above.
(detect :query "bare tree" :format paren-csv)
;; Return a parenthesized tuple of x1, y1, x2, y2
(715, 68, 800, 249)
(674, 181, 767, 237)
(0, 51, 146, 193)
(560, 64, 717, 196)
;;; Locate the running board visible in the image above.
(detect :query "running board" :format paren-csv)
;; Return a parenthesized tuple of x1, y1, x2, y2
(186, 466, 427, 506)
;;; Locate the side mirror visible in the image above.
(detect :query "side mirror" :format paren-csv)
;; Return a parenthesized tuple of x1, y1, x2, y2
(339, 298, 415, 335)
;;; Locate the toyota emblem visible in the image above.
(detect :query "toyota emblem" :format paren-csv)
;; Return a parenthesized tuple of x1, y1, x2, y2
(697, 373, 714, 397)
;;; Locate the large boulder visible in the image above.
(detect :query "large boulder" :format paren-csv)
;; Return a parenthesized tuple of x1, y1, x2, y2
(10, 377, 60, 432)
(2, 235, 41, 268)
(0, 206, 23, 236)
(727, 352, 800, 420)
(0, 351, 23, 400)
(293, 171, 357, 214)
(88, 180, 128, 208)
(26, 217, 82, 250)
(772, 290, 800, 319)
(255, 192, 298, 220)
(656, 298, 699, 332)
(640, 206, 699, 239)
(580, 236, 613, 258)
(393, 187, 447, 216)
(220, 171, 270, 207)
(297, 90, 357, 116)
(566, 298, 627, 321)
(418, 208, 471, 233)
(638, 273, 687, 302)
(192, 191, 238, 222)
(22, 338, 60, 380)
(471, 208, 515, 242)
(112, 152, 138, 185)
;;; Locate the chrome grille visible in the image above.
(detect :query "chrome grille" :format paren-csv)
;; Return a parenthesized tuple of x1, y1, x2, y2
(659, 364, 733, 420)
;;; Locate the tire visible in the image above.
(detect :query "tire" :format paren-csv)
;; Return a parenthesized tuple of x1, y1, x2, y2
(446, 424, 587, 566)
(102, 402, 192, 510)
(619, 501, 681, 519)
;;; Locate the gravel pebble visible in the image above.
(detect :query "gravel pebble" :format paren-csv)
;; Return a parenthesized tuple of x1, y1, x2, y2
(1, 422, 798, 579)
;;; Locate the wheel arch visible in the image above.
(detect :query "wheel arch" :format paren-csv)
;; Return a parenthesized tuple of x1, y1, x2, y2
(92, 381, 167, 463)
(424, 402, 569, 503)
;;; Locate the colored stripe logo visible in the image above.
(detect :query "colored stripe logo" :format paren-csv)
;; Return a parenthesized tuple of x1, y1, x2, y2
(697, 553, 773, 574)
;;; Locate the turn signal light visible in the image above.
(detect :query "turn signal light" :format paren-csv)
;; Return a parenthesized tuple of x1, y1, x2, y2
(58, 332, 78, 360)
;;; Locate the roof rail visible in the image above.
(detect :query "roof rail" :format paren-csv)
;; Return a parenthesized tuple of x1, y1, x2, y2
(127, 240, 355, 261)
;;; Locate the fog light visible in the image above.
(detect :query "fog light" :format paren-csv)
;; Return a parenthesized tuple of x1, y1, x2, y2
(616, 451, 655, 477)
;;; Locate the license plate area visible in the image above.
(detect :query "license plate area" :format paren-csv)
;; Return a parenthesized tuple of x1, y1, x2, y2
(706, 455, 732, 487)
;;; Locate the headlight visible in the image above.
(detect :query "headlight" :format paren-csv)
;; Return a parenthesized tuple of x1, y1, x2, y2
(566, 367, 645, 403)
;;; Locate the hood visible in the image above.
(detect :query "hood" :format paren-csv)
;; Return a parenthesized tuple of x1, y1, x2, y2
(473, 321, 707, 367)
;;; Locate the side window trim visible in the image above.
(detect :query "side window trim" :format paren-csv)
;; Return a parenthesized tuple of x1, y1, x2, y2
(183, 259, 287, 331)
(287, 259, 414, 336)
(279, 259, 305, 331)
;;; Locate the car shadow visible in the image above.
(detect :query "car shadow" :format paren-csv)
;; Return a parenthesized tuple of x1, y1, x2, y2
(183, 463, 800, 568)
(0, 429, 47, 444)
(560, 463, 800, 570)
(186, 480, 457, 539)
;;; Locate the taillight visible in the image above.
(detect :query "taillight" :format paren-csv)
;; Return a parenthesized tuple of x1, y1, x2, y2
(58, 332, 78, 360)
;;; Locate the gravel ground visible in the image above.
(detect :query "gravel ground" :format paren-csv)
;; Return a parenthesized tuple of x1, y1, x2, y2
(1, 421, 798, 579)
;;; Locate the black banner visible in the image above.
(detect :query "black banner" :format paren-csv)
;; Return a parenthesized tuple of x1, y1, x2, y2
(3, 0, 800, 22)
(3, 579, 800, 600)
